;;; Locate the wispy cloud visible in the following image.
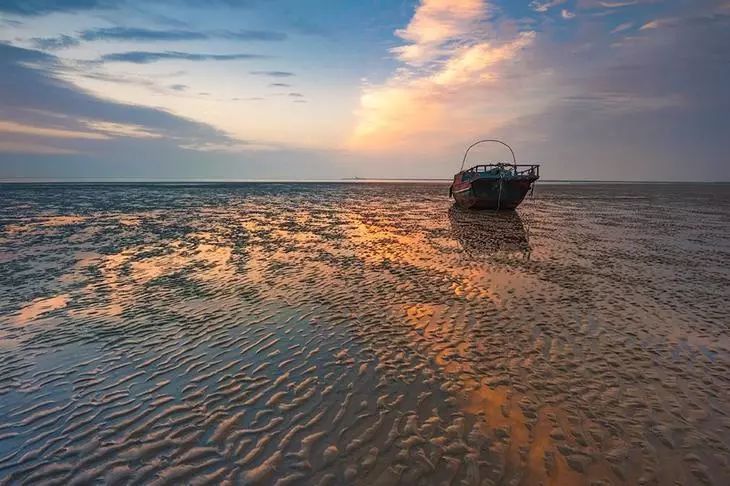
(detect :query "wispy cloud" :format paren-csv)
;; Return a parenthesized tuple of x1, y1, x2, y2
(530, 0, 567, 13)
(639, 18, 676, 30)
(30, 34, 80, 50)
(0, 0, 111, 16)
(250, 70, 295, 77)
(269, 82, 291, 87)
(179, 140, 277, 153)
(0, 141, 79, 155)
(610, 21, 634, 33)
(101, 51, 267, 63)
(0, 120, 109, 140)
(0, 42, 241, 153)
(80, 27, 208, 42)
(598, 1, 638, 8)
(76, 27, 287, 42)
(221, 30, 287, 41)
(82, 120, 163, 139)
(2, 18, 23, 27)
(0, 0, 259, 16)
(27, 27, 288, 51)
(77, 69, 183, 93)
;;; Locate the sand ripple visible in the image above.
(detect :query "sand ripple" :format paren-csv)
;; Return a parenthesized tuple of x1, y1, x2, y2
(0, 182, 729, 485)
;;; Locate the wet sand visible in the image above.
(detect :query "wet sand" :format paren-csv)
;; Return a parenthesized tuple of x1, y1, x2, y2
(0, 182, 729, 485)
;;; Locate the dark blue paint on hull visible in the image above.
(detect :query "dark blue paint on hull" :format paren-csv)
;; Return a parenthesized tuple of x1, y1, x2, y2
(452, 178, 535, 210)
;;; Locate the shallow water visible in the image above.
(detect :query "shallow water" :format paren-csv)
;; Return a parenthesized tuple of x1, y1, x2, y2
(0, 182, 729, 485)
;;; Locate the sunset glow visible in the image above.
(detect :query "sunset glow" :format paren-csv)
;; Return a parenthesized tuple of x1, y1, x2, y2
(0, 0, 727, 180)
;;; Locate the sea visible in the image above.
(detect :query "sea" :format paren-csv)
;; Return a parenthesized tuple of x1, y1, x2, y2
(0, 182, 728, 485)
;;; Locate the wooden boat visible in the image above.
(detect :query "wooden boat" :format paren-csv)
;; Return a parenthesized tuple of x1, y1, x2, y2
(450, 139, 539, 210)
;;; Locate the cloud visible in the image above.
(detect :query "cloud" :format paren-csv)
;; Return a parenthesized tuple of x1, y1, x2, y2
(0, 42, 238, 154)
(561, 9, 576, 19)
(221, 30, 287, 41)
(0, 120, 109, 140)
(24, 27, 287, 61)
(391, 0, 488, 65)
(349, 0, 730, 183)
(80, 27, 208, 42)
(350, 0, 537, 150)
(0, 141, 79, 155)
(495, 7, 730, 180)
(75, 27, 286, 42)
(169, 83, 188, 91)
(610, 21, 633, 34)
(250, 70, 295, 77)
(0, 0, 111, 16)
(288, 92, 304, 97)
(0, 0, 259, 16)
(100, 51, 266, 63)
(530, 0, 567, 13)
(576, 0, 666, 11)
(598, 1, 638, 7)
(639, 18, 678, 30)
(30, 35, 80, 50)
(77, 69, 180, 93)
(2, 18, 23, 27)
(269, 82, 291, 87)
(178, 140, 276, 152)
(83, 120, 164, 138)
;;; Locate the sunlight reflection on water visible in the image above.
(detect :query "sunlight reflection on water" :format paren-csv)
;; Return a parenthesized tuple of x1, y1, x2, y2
(0, 182, 728, 485)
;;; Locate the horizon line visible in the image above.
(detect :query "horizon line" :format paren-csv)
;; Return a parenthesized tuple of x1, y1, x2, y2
(1, 178, 729, 184)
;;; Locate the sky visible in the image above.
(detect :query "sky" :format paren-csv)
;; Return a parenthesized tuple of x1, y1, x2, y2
(0, 0, 728, 181)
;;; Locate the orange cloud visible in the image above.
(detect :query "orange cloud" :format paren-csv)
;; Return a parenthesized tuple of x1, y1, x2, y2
(0, 120, 109, 140)
(349, 0, 536, 152)
(81, 120, 162, 139)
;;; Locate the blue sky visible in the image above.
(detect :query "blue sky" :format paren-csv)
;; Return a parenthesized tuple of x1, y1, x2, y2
(0, 0, 728, 180)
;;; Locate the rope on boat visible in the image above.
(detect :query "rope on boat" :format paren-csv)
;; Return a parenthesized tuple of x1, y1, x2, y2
(497, 177, 503, 210)
(523, 177, 537, 250)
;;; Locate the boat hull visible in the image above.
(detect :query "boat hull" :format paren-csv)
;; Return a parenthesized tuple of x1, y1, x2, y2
(451, 177, 535, 210)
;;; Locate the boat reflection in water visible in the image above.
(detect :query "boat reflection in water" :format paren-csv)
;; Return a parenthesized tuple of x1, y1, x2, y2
(448, 205, 531, 257)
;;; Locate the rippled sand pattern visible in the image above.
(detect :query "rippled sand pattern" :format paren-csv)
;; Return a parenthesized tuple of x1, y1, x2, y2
(1, 182, 729, 485)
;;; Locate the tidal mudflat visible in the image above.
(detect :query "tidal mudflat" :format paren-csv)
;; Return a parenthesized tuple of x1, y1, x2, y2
(0, 182, 728, 485)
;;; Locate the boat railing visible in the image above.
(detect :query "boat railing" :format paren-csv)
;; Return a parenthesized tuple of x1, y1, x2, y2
(465, 164, 540, 178)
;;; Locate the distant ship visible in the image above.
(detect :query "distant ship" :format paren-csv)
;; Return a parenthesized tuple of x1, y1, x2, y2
(449, 139, 539, 210)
